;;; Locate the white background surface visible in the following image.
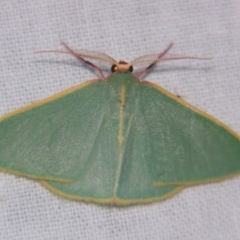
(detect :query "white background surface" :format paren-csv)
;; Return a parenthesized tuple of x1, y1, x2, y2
(0, 0, 240, 239)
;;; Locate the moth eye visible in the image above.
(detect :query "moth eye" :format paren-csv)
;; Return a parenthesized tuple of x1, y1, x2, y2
(129, 65, 133, 72)
(111, 64, 117, 72)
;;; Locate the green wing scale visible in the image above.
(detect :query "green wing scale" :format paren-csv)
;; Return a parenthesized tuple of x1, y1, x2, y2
(0, 72, 240, 205)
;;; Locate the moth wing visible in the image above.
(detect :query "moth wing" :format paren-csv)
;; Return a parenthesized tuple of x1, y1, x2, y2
(138, 81, 240, 185)
(0, 81, 118, 183)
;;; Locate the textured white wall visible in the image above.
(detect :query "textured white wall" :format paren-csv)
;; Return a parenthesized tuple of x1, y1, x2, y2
(0, 0, 240, 239)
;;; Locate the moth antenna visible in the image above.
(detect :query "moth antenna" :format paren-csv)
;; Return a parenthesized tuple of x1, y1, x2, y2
(135, 42, 174, 78)
(61, 42, 106, 79)
(34, 42, 120, 79)
(133, 43, 211, 79)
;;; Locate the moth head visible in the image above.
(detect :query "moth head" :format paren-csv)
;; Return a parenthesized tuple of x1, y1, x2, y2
(111, 61, 133, 73)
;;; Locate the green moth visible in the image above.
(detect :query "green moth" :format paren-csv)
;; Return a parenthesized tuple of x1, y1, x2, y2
(0, 42, 239, 205)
